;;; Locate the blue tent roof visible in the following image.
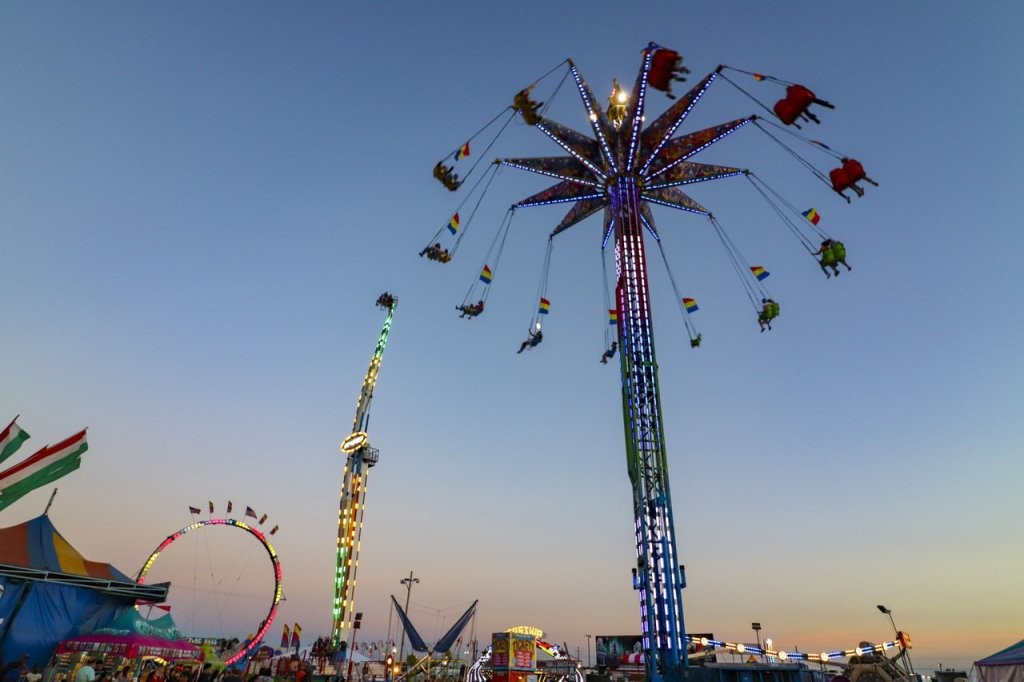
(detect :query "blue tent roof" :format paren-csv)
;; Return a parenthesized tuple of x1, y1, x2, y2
(977, 639, 1024, 666)
(0, 515, 138, 667)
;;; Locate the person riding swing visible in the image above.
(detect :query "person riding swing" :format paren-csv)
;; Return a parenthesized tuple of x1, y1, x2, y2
(758, 298, 780, 332)
(513, 87, 544, 126)
(457, 300, 485, 318)
(432, 162, 461, 191)
(600, 341, 618, 364)
(517, 327, 543, 353)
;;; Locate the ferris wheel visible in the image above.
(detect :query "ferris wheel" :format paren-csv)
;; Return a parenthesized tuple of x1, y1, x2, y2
(137, 509, 283, 665)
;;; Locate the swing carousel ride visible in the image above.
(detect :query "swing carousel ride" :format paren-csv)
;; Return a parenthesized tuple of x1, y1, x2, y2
(421, 42, 878, 682)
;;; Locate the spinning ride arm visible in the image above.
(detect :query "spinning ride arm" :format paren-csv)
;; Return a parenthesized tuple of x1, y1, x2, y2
(331, 294, 398, 647)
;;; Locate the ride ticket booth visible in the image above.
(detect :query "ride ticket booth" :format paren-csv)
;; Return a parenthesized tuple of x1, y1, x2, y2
(491, 632, 537, 682)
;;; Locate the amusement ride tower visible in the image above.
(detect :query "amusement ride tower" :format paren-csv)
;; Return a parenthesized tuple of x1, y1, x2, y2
(496, 47, 751, 682)
(331, 293, 398, 648)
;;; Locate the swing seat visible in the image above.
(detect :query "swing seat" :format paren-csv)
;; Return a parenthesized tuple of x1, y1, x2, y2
(648, 49, 681, 92)
(785, 84, 816, 110)
(760, 302, 780, 321)
(841, 158, 867, 182)
(773, 97, 802, 126)
(829, 167, 853, 192)
(514, 91, 543, 125)
(820, 247, 837, 267)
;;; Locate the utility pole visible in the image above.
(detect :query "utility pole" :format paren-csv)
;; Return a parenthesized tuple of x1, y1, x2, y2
(399, 571, 420, 663)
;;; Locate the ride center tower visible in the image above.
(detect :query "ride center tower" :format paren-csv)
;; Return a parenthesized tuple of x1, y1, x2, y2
(331, 293, 398, 649)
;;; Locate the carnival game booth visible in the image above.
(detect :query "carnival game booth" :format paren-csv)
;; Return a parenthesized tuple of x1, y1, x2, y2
(51, 610, 201, 682)
(0, 515, 168, 667)
(973, 640, 1024, 682)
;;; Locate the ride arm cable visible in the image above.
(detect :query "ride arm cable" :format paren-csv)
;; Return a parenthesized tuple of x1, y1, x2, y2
(744, 173, 819, 252)
(453, 162, 502, 252)
(458, 109, 518, 181)
(718, 65, 795, 86)
(708, 215, 763, 310)
(462, 207, 515, 306)
(751, 119, 833, 187)
(715, 71, 779, 120)
(530, 237, 555, 329)
(756, 115, 847, 160)
(653, 239, 699, 340)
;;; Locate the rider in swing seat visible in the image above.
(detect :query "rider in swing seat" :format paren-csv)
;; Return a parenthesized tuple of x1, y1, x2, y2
(758, 298, 780, 332)
(517, 328, 543, 353)
(457, 300, 485, 318)
(514, 88, 544, 126)
(600, 341, 618, 364)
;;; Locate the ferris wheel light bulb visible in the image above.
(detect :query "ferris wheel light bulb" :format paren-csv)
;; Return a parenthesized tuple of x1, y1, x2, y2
(617, 91, 628, 103)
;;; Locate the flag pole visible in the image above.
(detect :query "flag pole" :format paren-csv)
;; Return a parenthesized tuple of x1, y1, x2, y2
(42, 488, 58, 515)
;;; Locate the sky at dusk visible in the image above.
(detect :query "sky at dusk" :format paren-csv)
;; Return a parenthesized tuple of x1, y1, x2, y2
(2, 1, 1022, 674)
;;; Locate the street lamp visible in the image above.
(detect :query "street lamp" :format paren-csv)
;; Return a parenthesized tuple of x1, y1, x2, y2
(399, 572, 420, 663)
(877, 604, 914, 676)
(585, 634, 592, 667)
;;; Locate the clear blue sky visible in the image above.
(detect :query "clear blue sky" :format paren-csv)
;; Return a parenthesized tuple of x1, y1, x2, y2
(2, 1, 1022, 673)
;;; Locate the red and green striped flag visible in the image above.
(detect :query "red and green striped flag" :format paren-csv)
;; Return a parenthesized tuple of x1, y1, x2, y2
(0, 417, 30, 465)
(0, 429, 88, 512)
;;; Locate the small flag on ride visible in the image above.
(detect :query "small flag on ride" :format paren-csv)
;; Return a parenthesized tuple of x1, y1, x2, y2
(0, 429, 88, 513)
(538, 298, 551, 315)
(683, 298, 699, 313)
(245, 506, 257, 519)
(447, 213, 460, 235)
(750, 266, 770, 281)
(609, 309, 618, 325)
(753, 73, 766, 81)
(802, 207, 821, 225)
(258, 513, 268, 525)
(479, 264, 493, 284)
(208, 501, 214, 514)
(227, 500, 233, 513)
(281, 623, 290, 648)
(455, 142, 470, 161)
(292, 623, 302, 648)
(189, 506, 202, 515)
(154, 604, 172, 612)
(270, 524, 279, 535)
(0, 417, 30, 465)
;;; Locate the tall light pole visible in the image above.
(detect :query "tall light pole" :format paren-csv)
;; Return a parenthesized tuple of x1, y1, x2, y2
(585, 634, 592, 667)
(752, 623, 763, 662)
(399, 572, 420, 663)
(877, 604, 914, 676)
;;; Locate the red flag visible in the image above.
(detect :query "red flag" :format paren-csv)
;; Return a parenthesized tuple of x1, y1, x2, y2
(154, 604, 172, 612)
(281, 623, 291, 648)
(245, 506, 257, 519)
(227, 500, 233, 513)
(291, 623, 302, 648)
(208, 501, 214, 514)
(258, 513, 268, 525)
(270, 525, 279, 535)
(189, 506, 202, 515)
